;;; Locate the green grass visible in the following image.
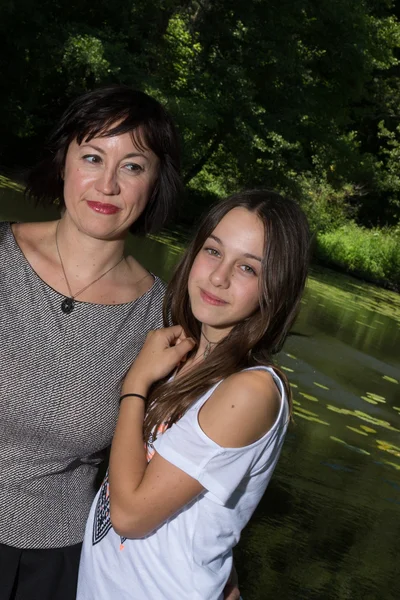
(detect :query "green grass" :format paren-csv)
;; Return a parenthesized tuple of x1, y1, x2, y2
(316, 222, 400, 290)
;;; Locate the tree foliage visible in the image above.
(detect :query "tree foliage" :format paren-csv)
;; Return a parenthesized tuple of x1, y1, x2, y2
(0, 0, 400, 226)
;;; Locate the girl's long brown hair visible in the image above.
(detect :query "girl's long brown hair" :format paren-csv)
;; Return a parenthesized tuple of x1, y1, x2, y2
(143, 189, 310, 441)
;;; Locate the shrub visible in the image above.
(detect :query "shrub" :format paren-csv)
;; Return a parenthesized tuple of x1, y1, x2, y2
(316, 222, 400, 289)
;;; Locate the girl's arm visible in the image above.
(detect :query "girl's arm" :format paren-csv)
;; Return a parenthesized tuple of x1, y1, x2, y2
(109, 326, 199, 537)
(109, 328, 280, 538)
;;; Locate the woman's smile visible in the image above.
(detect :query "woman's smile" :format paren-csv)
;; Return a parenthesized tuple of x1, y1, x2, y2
(86, 200, 121, 215)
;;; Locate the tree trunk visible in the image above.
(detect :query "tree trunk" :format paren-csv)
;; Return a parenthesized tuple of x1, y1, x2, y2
(184, 134, 222, 184)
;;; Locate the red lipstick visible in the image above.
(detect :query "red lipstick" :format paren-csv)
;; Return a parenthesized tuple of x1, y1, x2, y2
(87, 201, 120, 215)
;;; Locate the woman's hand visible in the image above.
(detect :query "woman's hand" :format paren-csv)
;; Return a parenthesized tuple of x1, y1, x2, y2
(122, 326, 195, 395)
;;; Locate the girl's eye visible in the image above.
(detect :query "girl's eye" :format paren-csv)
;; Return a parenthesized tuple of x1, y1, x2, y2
(82, 154, 101, 164)
(240, 264, 257, 276)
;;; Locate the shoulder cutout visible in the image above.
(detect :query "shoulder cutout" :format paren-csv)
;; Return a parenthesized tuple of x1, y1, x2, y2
(198, 370, 282, 449)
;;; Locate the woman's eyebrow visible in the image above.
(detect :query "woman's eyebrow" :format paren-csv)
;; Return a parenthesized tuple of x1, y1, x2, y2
(208, 234, 262, 262)
(80, 143, 148, 160)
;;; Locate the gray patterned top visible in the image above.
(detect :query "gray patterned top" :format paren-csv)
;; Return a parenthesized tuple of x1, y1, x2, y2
(0, 222, 165, 549)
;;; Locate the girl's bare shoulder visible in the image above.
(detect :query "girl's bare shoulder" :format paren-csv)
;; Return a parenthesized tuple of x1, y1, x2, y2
(198, 369, 282, 448)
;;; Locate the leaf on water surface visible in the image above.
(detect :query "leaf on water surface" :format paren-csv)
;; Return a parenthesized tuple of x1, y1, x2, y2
(366, 392, 386, 402)
(290, 383, 298, 388)
(329, 436, 370, 455)
(383, 461, 400, 471)
(360, 425, 377, 433)
(292, 399, 301, 406)
(393, 406, 400, 412)
(346, 426, 368, 436)
(281, 366, 294, 372)
(330, 436, 346, 444)
(361, 396, 378, 405)
(354, 411, 400, 432)
(376, 440, 400, 457)
(326, 406, 400, 432)
(327, 405, 352, 415)
(295, 407, 319, 417)
(382, 375, 399, 384)
(285, 353, 297, 359)
(293, 411, 329, 425)
(313, 382, 330, 390)
(299, 392, 319, 402)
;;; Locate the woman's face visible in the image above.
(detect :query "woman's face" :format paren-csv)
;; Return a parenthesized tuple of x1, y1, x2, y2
(62, 130, 159, 239)
(188, 207, 265, 341)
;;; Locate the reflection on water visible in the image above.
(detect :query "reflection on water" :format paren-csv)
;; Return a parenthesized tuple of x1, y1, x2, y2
(1, 180, 399, 599)
(235, 271, 400, 600)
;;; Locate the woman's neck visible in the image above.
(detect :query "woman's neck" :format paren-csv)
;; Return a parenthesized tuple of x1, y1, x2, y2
(55, 216, 126, 279)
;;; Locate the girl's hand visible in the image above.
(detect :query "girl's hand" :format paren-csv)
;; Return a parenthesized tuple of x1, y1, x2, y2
(123, 326, 195, 394)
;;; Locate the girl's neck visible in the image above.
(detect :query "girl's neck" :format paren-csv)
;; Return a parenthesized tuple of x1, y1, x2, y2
(178, 327, 227, 376)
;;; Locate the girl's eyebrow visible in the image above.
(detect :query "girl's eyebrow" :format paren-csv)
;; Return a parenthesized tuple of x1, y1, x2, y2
(208, 234, 262, 262)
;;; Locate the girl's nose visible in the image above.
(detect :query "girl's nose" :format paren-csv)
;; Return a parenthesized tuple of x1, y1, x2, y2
(209, 262, 231, 288)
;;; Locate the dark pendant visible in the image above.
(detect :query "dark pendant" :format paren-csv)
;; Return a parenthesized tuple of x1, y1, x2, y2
(61, 297, 75, 314)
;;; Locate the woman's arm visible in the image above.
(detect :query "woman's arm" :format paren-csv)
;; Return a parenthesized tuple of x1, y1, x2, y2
(109, 328, 280, 538)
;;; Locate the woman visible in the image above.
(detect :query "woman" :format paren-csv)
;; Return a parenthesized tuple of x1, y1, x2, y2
(0, 85, 182, 599)
(77, 189, 310, 599)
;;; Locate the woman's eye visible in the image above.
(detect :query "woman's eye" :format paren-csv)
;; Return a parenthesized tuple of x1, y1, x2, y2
(124, 163, 144, 173)
(205, 247, 220, 257)
(82, 154, 101, 164)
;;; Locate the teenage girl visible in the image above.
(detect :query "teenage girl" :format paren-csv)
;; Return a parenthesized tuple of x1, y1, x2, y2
(77, 189, 310, 599)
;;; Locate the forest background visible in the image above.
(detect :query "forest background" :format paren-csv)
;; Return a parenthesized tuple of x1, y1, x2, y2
(0, 0, 399, 289)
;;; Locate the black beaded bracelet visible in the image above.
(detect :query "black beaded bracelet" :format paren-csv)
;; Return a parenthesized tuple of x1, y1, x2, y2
(119, 393, 147, 405)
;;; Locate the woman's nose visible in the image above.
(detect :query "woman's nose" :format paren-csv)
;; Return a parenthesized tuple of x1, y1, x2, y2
(95, 169, 120, 195)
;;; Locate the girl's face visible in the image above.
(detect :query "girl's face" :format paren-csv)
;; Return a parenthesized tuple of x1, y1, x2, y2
(188, 207, 265, 341)
(62, 130, 159, 239)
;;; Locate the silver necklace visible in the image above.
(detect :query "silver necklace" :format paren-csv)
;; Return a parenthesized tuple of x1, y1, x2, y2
(55, 221, 124, 315)
(201, 330, 218, 358)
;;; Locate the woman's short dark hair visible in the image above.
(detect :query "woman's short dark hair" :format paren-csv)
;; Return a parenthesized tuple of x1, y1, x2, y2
(25, 85, 183, 234)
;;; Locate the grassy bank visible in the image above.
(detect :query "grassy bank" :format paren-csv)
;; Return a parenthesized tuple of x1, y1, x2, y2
(315, 222, 400, 291)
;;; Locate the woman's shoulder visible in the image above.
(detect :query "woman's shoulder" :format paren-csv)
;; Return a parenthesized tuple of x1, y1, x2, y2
(11, 221, 55, 252)
(197, 368, 282, 449)
(0, 221, 50, 250)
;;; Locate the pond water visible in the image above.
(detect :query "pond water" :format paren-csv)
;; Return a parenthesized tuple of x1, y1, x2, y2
(1, 178, 399, 599)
